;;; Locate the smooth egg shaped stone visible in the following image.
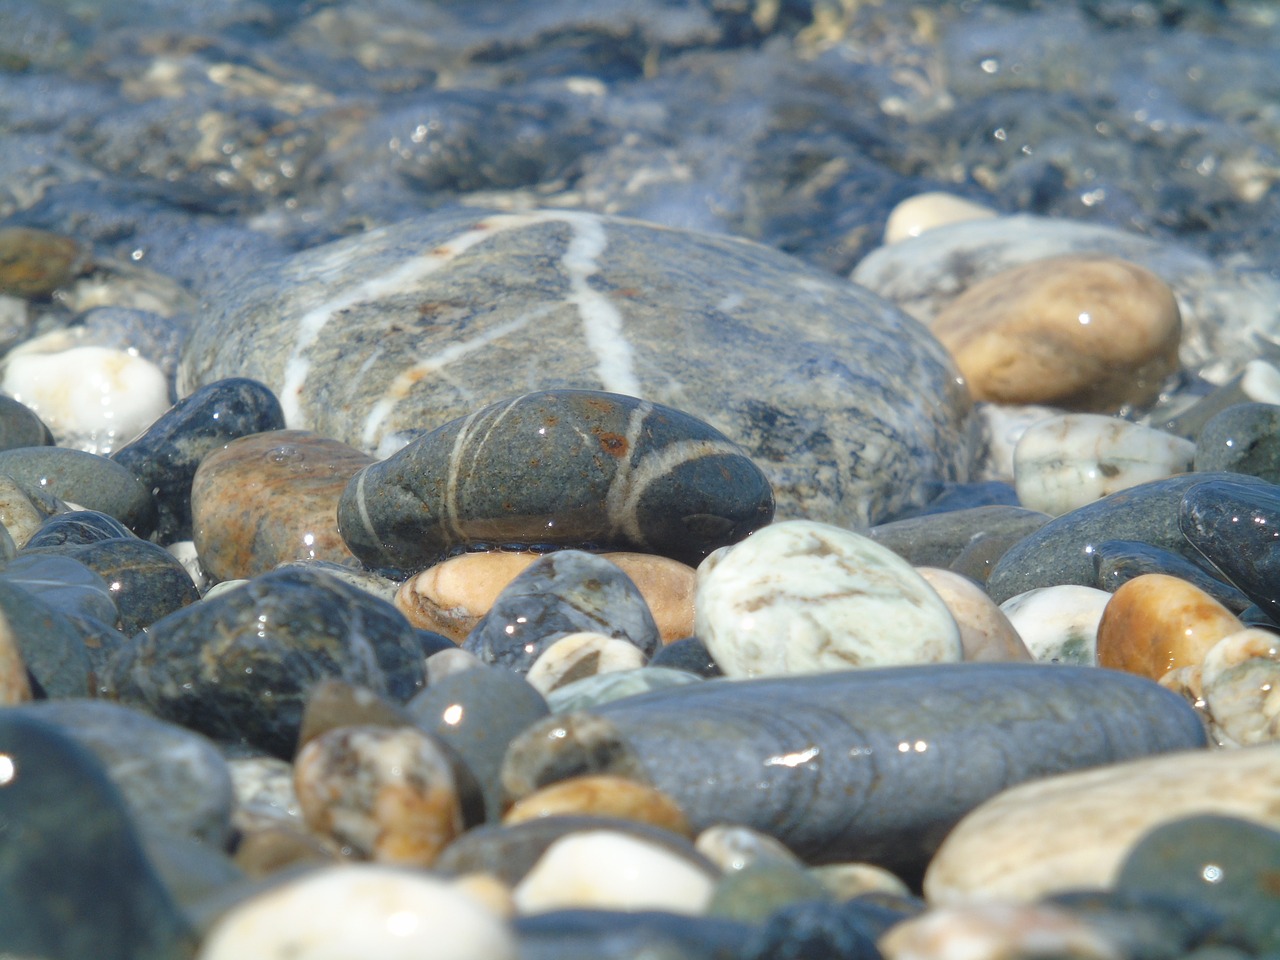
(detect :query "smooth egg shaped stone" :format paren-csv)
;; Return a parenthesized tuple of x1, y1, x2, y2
(1014, 414, 1194, 517)
(339, 390, 774, 573)
(696, 520, 962, 678)
(500, 663, 1205, 881)
(1193, 402, 1280, 483)
(1179, 477, 1280, 622)
(0, 446, 157, 537)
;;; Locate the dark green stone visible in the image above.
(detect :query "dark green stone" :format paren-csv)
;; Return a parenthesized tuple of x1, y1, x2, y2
(0, 447, 157, 537)
(1179, 477, 1280, 622)
(1194, 403, 1280, 482)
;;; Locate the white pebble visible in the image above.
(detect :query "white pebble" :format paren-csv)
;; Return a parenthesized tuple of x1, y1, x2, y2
(198, 865, 517, 960)
(1201, 628, 1280, 746)
(999, 585, 1112, 665)
(1, 342, 168, 454)
(513, 829, 716, 915)
(884, 192, 998, 245)
(1013, 414, 1195, 516)
(696, 520, 961, 678)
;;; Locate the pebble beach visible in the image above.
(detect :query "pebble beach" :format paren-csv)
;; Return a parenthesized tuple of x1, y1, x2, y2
(1, 0, 1279, 957)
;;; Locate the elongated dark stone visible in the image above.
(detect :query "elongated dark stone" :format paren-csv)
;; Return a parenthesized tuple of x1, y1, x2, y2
(337, 389, 775, 574)
(1179, 477, 1280, 621)
(1091, 538, 1251, 612)
(501, 663, 1206, 882)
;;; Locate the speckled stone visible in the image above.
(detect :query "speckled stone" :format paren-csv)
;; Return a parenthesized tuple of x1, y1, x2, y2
(0, 226, 81, 297)
(0, 445, 158, 538)
(879, 902, 1123, 960)
(501, 663, 1205, 879)
(192, 428, 374, 582)
(294, 723, 464, 865)
(986, 472, 1272, 605)
(1117, 814, 1280, 954)
(1179, 477, 1280, 623)
(0, 577, 94, 697)
(915, 567, 1032, 662)
(0, 394, 53, 451)
(999, 584, 1111, 665)
(181, 208, 979, 531)
(111, 377, 286, 544)
(696, 520, 962, 677)
(106, 567, 428, 757)
(1014, 414, 1195, 516)
(863, 505, 1051, 585)
(339, 389, 774, 573)
(1091, 539, 1252, 613)
(1193, 402, 1280, 483)
(1200, 628, 1280, 746)
(526, 632, 649, 695)
(1096, 574, 1243, 681)
(928, 255, 1181, 412)
(545, 666, 706, 714)
(197, 864, 517, 960)
(0, 712, 193, 960)
(504, 774, 691, 837)
(924, 743, 1280, 904)
(463, 550, 660, 674)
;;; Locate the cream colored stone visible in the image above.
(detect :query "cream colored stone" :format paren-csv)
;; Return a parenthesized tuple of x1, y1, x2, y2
(811, 862, 911, 900)
(696, 520, 962, 678)
(425, 647, 485, 683)
(880, 902, 1122, 960)
(1013, 414, 1195, 516)
(0, 614, 32, 704)
(525, 632, 648, 696)
(929, 255, 1181, 412)
(503, 774, 691, 837)
(695, 824, 802, 873)
(1201, 628, 1280, 746)
(999, 585, 1111, 665)
(884, 192, 998, 245)
(513, 829, 716, 915)
(916, 568, 1031, 662)
(923, 744, 1280, 904)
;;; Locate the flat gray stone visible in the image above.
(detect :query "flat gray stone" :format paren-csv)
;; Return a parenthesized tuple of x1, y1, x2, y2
(180, 208, 979, 527)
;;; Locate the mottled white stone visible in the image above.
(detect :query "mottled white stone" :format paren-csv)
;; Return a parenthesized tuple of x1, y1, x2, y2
(924, 743, 1280, 904)
(525, 631, 648, 696)
(1, 340, 169, 455)
(916, 567, 1032, 663)
(197, 864, 517, 960)
(166, 540, 208, 595)
(883, 192, 997, 245)
(1201, 628, 1280, 746)
(425, 647, 485, 684)
(696, 520, 962, 678)
(977, 402, 1062, 482)
(1014, 415, 1195, 516)
(513, 829, 717, 914)
(229, 756, 303, 830)
(999, 585, 1111, 665)
(880, 902, 1122, 960)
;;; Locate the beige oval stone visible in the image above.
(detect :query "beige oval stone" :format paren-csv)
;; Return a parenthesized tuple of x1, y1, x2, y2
(929, 255, 1181, 412)
(884, 192, 998, 246)
(916, 567, 1032, 662)
(811, 862, 911, 900)
(923, 743, 1280, 904)
(503, 773, 691, 837)
(397, 550, 695, 644)
(1096, 574, 1243, 681)
(880, 902, 1122, 960)
(0, 615, 32, 705)
(525, 632, 649, 696)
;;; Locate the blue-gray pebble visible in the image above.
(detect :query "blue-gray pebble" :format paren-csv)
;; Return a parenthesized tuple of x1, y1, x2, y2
(0, 577, 93, 697)
(463, 549, 661, 674)
(339, 389, 774, 573)
(23, 508, 135, 548)
(1193, 402, 1280, 483)
(0, 446, 157, 537)
(1091, 539, 1252, 612)
(1179, 477, 1280, 623)
(0, 394, 53, 451)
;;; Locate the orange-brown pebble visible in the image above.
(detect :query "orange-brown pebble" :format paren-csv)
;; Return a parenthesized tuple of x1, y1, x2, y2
(191, 429, 374, 582)
(1096, 574, 1243, 680)
(502, 774, 692, 838)
(0, 616, 33, 704)
(916, 567, 1032, 662)
(396, 550, 695, 644)
(929, 254, 1181, 412)
(0, 226, 82, 298)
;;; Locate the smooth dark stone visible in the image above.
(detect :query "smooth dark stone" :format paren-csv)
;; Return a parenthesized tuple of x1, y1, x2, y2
(463, 550, 660, 674)
(740, 900, 884, 960)
(296, 678, 413, 748)
(1236, 604, 1280, 629)
(23, 508, 134, 548)
(1180, 477, 1280, 621)
(0, 552, 119, 625)
(707, 860, 832, 922)
(502, 664, 1207, 881)
(985, 473, 1271, 604)
(406, 665, 549, 821)
(648, 637, 724, 678)
(1045, 889, 1227, 960)
(0, 446, 157, 537)
(10, 700, 235, 846)
(111, 377, 285, 544)
(413, 628, 457, 659)
(0, 577, 93, 697)
(0, 393, 54, 450)
(1091, 539, 1252, 612)
(47, 538, 201, 635)
(863, 505, 1051, 585)
(338, 389, 775, 573)
(0, 712, 194, 960)
(889, 480, 1021, 520)
(1117, 814, 1280, 954)
(106, 568, 428, 757)
(64, 611, 131, 695)
(1194, 402, 1280, 483)
(515, 910, 753, 960)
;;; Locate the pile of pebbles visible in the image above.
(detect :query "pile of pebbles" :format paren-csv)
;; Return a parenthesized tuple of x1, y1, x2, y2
(2, 0, 1280, 958)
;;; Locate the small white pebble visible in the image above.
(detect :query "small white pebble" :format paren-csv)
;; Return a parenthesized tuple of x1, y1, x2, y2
(999, 585, 1111, 665)
(883, 192, 997, 245)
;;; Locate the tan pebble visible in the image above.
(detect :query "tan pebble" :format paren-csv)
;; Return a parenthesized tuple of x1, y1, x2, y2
(1200, 628, 1280, 746)
(884, 192, 998, 245)
(916, 568, 1032, 662)
(192, 429, 374, 582)
(0, 614, 32, 704)
(232, 824, 337, 878)
(452, 873, 516, 919)
(295, 678, 412, 754)
(923, 743, 1280, 903)
(1096, 574, 1242, 680)
(879, 902, 1122, 960)
(0, 226, 82, 298)
(398, 550, 695, 644)
(0, 474, 54, 549)
(525, 632, 648, 695)
(294, 725, 463, 866)
(929, 255, 1181, 412)
(811, 862, 911, 900)
(503, 774, 691, 837)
